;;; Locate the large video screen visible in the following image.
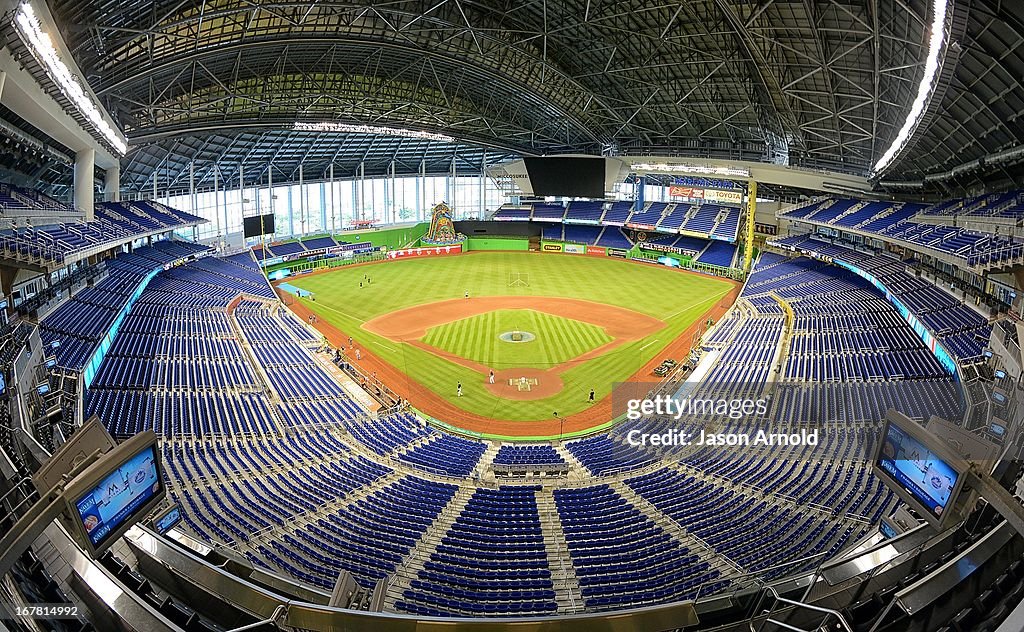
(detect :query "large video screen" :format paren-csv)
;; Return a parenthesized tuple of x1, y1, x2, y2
(523, 157, 605, 198)
(73, 445, 162, 551)
(243, 213, 276, 238)
(875, 421, 961, 521)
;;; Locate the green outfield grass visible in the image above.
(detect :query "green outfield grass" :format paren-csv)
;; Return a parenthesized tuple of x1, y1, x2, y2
(422, 309, 612, 368)
(290, 252, 733, 423)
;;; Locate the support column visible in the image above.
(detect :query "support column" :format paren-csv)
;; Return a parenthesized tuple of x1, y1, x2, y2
(188, 162, 195, 213)
(744, 180, 757, 274)
(74, 148, 95, 220)
(328, 164, 336, 233)
(268, 165, 278, 236)
(479, 150, 486, 219)
(213, 167, 221, 237)
(103, 164, 120, 202)
(418, 159, 426, 221)
(0, 71, 6, 99)
(357, 162, 365, 220)
(634, 175, 646, 212)
(390, 160, 397, 224)
(239, 162, 245, 225)
(298, 163, 305, 236)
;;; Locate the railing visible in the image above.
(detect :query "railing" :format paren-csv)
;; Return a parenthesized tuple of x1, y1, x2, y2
(748, 585, 853, 632)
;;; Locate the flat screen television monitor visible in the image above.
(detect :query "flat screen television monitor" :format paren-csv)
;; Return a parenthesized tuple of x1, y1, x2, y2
(63, 432, 165, 557)
(152, 504, 182, 534)
(37, 383, 50, 395)
(873, 411, 968, 528)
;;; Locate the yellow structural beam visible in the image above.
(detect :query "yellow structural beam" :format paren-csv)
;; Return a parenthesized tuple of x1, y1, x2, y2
(744, 180, 757, 273)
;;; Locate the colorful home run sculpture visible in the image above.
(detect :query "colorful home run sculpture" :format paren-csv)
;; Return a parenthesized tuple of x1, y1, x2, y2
(421, 202, 466, 245)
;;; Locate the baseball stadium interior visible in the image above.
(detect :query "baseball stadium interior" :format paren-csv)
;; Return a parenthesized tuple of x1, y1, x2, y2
(1, 1, 1024, 631)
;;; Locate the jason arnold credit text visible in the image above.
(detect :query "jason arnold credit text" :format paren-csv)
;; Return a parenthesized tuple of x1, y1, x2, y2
(626, 428, 820, 447)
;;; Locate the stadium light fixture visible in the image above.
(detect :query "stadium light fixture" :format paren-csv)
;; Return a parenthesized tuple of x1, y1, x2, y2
(293, 121, 456, 143)
(14, 2, 128, 156)
(872, 0, 948, 175)
(630, 162, 750, 178)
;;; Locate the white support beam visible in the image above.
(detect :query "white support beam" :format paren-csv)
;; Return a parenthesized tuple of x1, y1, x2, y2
(104, 164, 120, 202)
(74, 148, 95, 220)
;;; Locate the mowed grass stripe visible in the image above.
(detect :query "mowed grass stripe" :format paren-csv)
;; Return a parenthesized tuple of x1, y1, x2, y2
(422, 309, 611, 368)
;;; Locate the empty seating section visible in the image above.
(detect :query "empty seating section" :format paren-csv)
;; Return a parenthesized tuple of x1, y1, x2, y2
(696, 241, 737, 267)
(531, 203, 566, 221)
(710, 205, 741, 241)
(493, 445, 565, 466)
(398, 433, 487, 476)
(626, 202, 666, 227)
(80, 250, 367, 438)
(163, 435, 385, 545)
(0, 197, 205, 265)
(267, 240, 306, 256)
(681, 203, 720, 233)
(40, 240, 212, 368)
(398, 486, 557, 616)
(541, 224, 563, 241)
(555, 485, 723, 609)
(595, 227, 632, 249)
(300, 236, 337, 250)
(770, 235, 990, 363)
(601, 201, 633, 225)
(779, 194, 1024, 267)
(286, 475, 457, 589)
(565, 435, 659, 475)
(563, 201, 604, 223)
(0, 182, 75, 214)
(626, 469, 868, 579)
(345, 412, 435, 454)
(235, 301, 347, 400)
(562, 225, 602, 245)
(87, 387, 277, 436)
(920, 189, 1024, 219)
(656, 203, 691, 230)
(493, 207, 531, 220)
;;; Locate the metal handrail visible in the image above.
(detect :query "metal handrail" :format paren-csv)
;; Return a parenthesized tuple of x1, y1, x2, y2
(750, 585, 854, 632)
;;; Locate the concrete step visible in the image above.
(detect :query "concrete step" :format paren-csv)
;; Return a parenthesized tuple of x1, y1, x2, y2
(536, 491, 584, 614)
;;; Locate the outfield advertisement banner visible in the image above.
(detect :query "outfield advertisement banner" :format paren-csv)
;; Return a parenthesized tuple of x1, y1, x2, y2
(644, 242, 703, 256)
(563, 243, 586, 254)
(542, 243, 563, 252)
(585, 246, 607, 256)
(669, 186, 743, 204)
(385, 244, 464, 260)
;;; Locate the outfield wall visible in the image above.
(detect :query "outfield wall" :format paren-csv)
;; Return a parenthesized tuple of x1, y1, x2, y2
(464, 237, 530, 251)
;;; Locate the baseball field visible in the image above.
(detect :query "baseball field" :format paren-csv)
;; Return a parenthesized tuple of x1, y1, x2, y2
(286, 251, 737, 435)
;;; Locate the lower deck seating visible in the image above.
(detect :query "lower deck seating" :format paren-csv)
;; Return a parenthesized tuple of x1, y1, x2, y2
(398, 486, 557, 617)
